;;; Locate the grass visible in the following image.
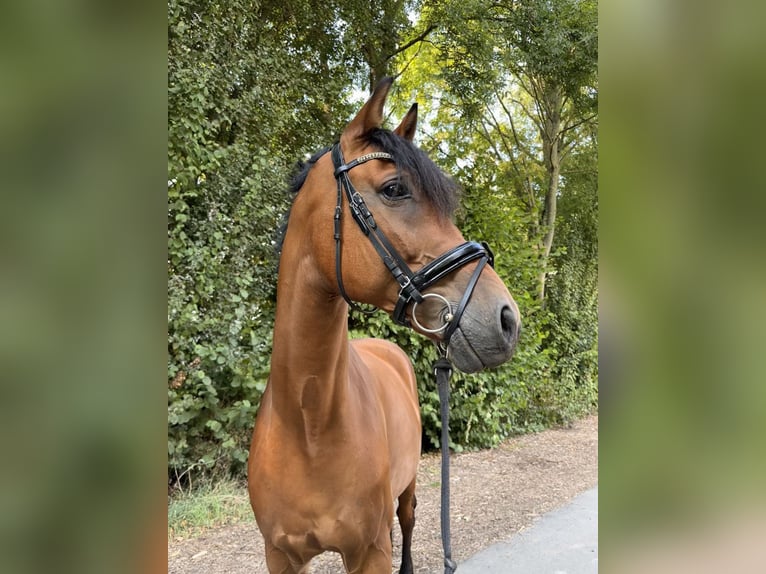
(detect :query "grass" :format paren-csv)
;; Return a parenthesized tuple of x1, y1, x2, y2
(168, 478, 254, 540)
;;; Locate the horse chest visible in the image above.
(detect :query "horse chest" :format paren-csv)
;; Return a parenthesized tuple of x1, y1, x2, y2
(252, 422, 389, 496)
(271, 492, 391, 555)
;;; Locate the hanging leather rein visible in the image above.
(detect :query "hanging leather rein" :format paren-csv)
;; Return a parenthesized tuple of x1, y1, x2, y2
(331, 141, 494, 573)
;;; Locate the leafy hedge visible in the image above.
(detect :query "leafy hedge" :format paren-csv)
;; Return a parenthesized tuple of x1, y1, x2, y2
(167, 0, 598, 483)
(168, 172, 597, 480)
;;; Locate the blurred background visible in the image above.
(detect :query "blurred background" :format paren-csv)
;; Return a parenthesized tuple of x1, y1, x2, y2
(600, 0, 766, 570)
(0, 0, 764, 572)
(0, 2, 166, 573)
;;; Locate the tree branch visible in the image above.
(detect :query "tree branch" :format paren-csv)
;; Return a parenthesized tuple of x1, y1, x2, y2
(393, 36, 427, 82)
(496, 90, 538, 164)
(480, 93, 540, 214)
(386, 25, 437, 61)
(474, 117, 506, 165)
(483, 103, 514, 159)
(509, 96, 544, 135)
(559, 113, 597, 158)
(560, 113, 598, 137)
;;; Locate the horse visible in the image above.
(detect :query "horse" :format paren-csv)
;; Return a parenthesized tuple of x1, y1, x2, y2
(248, 77, 520, 574)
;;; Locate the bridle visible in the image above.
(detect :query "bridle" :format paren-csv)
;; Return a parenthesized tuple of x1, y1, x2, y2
(331, 142, 494, 350)
(332, 141, 485, 572)
(332, 140, 493, 574)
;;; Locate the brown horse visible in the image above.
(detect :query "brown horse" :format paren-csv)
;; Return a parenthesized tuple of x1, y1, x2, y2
(248, 78, 520, 574)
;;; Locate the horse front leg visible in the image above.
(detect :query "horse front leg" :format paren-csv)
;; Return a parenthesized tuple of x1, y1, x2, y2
(264, 541, 310, 574)
(343, 528, 394, 574)
(396, 479, 417, 574)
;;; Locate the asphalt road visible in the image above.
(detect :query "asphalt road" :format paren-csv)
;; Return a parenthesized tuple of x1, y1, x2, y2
(457, 487, 598, 574)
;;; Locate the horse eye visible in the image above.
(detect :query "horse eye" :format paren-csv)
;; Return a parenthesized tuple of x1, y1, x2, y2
(381, 182, 411, 201)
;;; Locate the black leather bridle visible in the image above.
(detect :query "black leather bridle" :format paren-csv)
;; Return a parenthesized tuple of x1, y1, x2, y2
(332, 140, 492, 573)
(332, 140, 494, 574)
(331, 142, 494, 348)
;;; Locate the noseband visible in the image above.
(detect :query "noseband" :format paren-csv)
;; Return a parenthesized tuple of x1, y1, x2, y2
(331, 142, 494, 348)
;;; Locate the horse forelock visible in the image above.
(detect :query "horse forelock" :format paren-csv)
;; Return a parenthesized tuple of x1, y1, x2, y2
(366, 128, 460, 219)
(285, 131, 459, 214)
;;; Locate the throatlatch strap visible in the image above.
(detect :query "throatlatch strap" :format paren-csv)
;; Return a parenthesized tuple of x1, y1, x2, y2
(434, 356, 458, 574)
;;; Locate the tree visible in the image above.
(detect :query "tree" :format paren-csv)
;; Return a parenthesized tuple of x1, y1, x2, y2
(339, 0, 437, 90)
(426, 0, 597, 301)
(503, 0, 597, 301)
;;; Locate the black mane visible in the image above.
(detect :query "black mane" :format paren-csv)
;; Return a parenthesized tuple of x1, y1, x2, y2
(274, 146, 331, 257)
(287, 146, 332, 197)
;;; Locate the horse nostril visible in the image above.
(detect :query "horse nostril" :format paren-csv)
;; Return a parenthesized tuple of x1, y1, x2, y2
(500, 306, 518, 343)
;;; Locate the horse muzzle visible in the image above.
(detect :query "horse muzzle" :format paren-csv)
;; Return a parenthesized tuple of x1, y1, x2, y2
(445, 294, 520, 374)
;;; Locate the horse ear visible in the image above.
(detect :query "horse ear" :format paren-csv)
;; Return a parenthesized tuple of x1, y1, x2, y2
(342, 77, 394, 146)
(394, 103, 418, 142)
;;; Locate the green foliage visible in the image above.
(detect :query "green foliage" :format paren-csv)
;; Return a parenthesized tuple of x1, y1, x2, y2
(544, 143, 599, 420)
(502, 0, 598, 101)
(167, 0, 359, 478)
(168, 0, 598, 481)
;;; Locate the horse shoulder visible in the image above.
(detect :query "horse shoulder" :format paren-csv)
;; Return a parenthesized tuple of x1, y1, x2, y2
(350, 338, 418, 396)
(349, 338, 421, 498)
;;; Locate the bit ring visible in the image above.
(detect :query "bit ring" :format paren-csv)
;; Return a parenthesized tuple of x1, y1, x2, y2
(411, 293, 454, 334)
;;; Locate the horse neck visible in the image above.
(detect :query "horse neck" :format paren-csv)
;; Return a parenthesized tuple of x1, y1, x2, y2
(268, 236, 351, 435)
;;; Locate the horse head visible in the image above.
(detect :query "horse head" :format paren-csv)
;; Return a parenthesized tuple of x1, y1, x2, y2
(292, 77, 520, 373)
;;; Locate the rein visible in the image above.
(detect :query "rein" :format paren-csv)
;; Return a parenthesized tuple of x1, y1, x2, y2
(331, 142, 494, 574)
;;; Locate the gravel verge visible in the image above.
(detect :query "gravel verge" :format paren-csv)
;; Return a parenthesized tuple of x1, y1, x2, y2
(169, 414, 598, 573)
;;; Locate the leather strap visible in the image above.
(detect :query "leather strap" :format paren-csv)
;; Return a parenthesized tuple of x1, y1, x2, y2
(442, 257, 488, 344)
(393, 242, 490, 327)
(330, 140, 497, 574)
(330, 141, 494, 338)
(434, 357, 458, 574)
